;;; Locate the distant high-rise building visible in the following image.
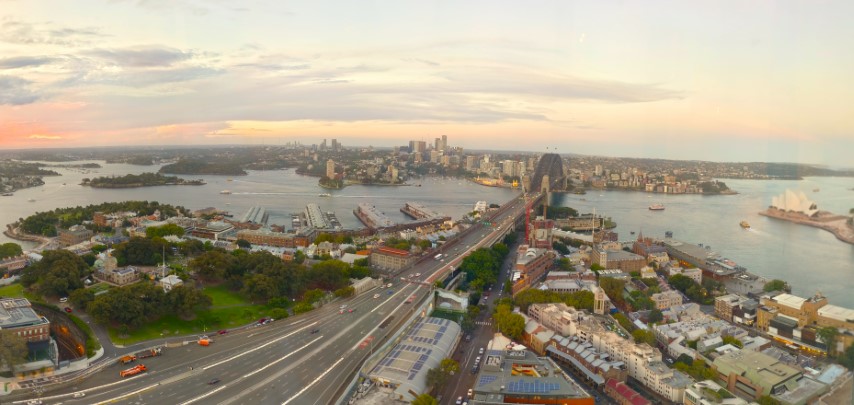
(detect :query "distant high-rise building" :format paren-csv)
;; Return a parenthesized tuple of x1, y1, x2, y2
(465, 155, 478, 172)
(409, 140, 426, 153)
(331, 138, 338, 151)
(441, 134, 448, 151)
(320, 139, 327, 150)
(594, 164, 603, 176)
(326, 159, 335, 178)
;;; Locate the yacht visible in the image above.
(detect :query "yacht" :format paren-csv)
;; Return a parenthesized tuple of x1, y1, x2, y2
(220, 190, 232, 195)
(648, 204, 665, 211)
(318, 193, 331, 197)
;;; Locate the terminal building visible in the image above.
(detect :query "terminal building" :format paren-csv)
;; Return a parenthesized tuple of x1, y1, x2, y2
(367, 317, 460, 402)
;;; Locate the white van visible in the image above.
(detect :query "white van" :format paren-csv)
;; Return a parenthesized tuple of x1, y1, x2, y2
(59, 297, 68, 303)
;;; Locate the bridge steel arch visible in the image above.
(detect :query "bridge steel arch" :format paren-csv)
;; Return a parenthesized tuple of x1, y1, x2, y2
(530, 153, 566, 193)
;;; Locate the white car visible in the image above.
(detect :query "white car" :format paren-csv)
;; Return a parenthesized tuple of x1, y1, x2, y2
(387, 283, 393, 288)
(373, 294, 381, 299)
(456, 397, 463, 405)
(73, 392, 86, 398)
(59, 297, 68, 303)
(414, 273, 421, 277)
(468, 388, 473, 397)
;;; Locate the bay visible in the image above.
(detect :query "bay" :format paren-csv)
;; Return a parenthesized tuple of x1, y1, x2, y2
(550, 177, 854, 307)
(1, 161, 852, 307)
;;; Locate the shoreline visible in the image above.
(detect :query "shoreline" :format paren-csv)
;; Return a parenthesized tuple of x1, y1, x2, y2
(82, 182, 206, 189)
(759, 208, 854, 246)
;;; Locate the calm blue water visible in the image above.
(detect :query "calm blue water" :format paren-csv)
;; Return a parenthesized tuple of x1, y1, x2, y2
(1, 162, 852, 307)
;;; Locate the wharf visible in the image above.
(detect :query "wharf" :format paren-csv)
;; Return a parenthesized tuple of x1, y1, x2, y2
(760, 208, 854, 246)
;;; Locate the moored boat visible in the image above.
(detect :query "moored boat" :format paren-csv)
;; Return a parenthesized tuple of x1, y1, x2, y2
(649, 204, 665, 211)
(220, 190, 232, 194)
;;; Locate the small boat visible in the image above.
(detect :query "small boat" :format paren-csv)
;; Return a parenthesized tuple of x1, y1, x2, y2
(1, 193, 12, 196)
(649, 204, 665, 211)
(28, 198, 36, 202)
(227, 178, 233, 182)
(220, 190, 232, 195)
(740, 221, 750, 229)
(630, 231, 635, 235)
(318, 193, 331, 197)
(62, 183, 66, 186)
(813, 188, 820, 192)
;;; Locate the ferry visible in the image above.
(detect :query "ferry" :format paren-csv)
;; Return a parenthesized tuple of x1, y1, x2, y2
(318, 193, 331, 197)
(220, 190, 232, 195)
(648, 204, 665, 211)
(740, 221, 750, 229)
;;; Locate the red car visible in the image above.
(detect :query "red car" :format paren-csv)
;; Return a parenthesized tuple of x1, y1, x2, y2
(348, 308, 354, 313)
(217, 329, 228, 335)
(64, 307, 72, 313)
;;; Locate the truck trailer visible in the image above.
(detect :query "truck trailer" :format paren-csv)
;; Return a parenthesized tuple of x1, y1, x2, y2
(120, 364, 147, 378)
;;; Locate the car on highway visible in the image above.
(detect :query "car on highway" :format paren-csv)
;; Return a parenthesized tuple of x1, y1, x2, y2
(387, 283, 393, 288)
(414, 273, 421, 277)
(373, 293, 381, 299)
(468, 388, 473, 397)
(456, 396, 463, 405)
(479, 347, 484, 355)
(348, 308, 354, 313)
(208, 378, 221, 385)
(310, 329, 320, 334)
(339, 309, 345, 314)
(64, 307, 72, 313)
(72, 391, 86, 398)
(218, 329, 228, 335)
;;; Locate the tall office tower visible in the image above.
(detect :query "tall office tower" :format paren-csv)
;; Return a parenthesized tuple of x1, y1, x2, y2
(434, 137, 441, 151)
(441, 134, 448, 151)
(326, 159, 335, 178)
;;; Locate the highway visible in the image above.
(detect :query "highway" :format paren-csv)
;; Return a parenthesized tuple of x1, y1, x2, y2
(20, 193, 533, 405)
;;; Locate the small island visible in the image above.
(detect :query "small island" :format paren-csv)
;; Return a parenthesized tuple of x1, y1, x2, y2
(81, 172, 205, 188)
(159, 159, 247, 176)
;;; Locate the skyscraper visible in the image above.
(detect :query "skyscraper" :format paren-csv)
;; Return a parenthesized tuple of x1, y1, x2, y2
(441, 134, 448, 151)
(326, 159, 335, 178)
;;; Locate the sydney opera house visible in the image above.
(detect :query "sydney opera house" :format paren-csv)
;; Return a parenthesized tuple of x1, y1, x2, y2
(770, 189, 819, 217)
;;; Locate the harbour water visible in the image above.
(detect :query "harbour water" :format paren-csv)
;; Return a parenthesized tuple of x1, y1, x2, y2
(551, 176, 854, 307)
(1, 161, 852, 307)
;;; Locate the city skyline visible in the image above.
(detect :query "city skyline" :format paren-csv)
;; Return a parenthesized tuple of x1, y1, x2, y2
(1, 1, 853, 166)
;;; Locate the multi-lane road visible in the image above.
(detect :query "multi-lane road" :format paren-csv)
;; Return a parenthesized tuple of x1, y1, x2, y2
(20, 194, 532, 405)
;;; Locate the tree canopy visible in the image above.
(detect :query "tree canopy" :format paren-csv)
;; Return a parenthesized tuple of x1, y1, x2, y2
(20, 249, 90, 297)
(0, 242, 22, 259)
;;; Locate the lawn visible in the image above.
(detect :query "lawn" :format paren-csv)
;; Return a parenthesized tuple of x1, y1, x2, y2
(108, 284, 272, 346)
(203, 284, 249, 307)
(0, 282, 41, 302)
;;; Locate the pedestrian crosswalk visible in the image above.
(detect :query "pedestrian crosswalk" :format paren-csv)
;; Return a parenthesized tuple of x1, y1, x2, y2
(475, 321, 492, 326)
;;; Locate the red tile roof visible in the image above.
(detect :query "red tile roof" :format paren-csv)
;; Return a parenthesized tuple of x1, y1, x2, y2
(375, 246, 411, 257)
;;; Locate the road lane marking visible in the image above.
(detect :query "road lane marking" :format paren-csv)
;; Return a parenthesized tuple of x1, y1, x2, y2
(281, 356, 346, 405)
(241, 336, 323, 379)
(178, 384, 229, 405)
(92, 383, 159, 405)
(370, 285, 411, 313)
(203, 321, 317, 371)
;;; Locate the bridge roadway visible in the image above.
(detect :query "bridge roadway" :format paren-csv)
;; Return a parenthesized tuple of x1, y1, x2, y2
(22, 194, 532, 405)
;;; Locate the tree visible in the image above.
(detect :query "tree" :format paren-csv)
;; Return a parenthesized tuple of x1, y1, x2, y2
(632, 329, 657, 346)
(426, 367, 449, 391)
(0, 330, 28, 373)
(242, 274, 278, 303)
(236, 239, 251, 249)
(840, 343, 854, 370)
(0, 242, 23, 259)
(722, 335, 744, 349)
(648, 308, 664, 323)
(411, 393, 438, 405)
(493, 304, 525, 340)
(817, 326, 839, 355)
(440, 358, 460, 375)
(763, 279, 790, 292)
(168, 285, 213, 318)
(20, 249, 90, 297)
(145, 223, 185, 239)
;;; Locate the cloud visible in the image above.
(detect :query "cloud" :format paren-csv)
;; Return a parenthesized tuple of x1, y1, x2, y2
(0, 19, 102, 46)
(0, 76, 40, 105)
(28, 134, 62, 140)
(0, 56, 58, 69)
(85, 46, 193, 67)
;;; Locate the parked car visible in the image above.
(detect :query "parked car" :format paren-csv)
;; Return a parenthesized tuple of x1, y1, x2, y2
(64, 307, 72, 313)
(456, 396, 463, 405)
(59, 297, 68, 303)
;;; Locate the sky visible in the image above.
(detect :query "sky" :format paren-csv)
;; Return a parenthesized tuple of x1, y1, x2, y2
(1, 1, 853, 166)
